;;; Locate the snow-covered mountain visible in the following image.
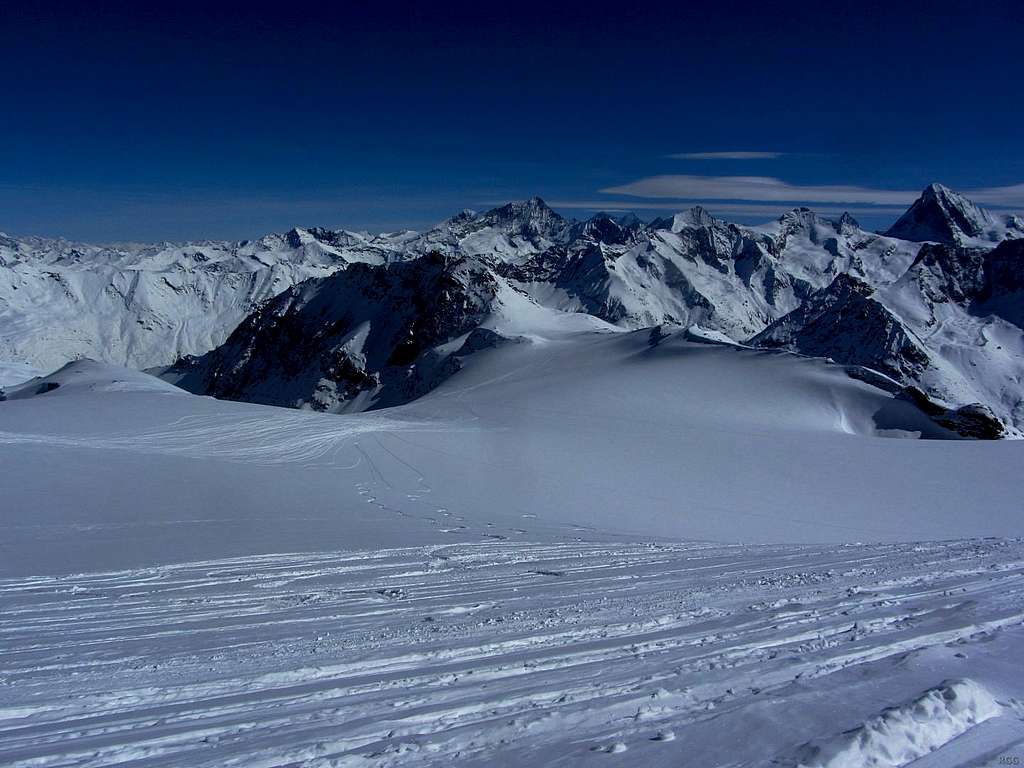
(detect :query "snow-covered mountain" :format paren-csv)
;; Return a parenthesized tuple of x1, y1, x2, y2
(4, 183, 1024, 434)
(6, 209, 1024, 767)
(752, 273, 933, 384)
(0, 227, 408, 371)
(883, 182, 1024, 245)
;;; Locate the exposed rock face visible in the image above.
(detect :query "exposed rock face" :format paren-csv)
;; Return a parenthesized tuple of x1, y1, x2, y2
(900, 239, 1024, 324)
(937, 403, 1008, 439)
(472, 197, 573, 244)
(904, 243, 989, 305)
(751, 274, 931, 383)
(497, 205, 806, 337)
(897, 387, 1006, 439)
(884, 183, 1005, 245)
(168, 253, 502, 412)
(569, 212, 644, 246)
(973, 238, 1024, 329)
(979, 239, 1024, 302)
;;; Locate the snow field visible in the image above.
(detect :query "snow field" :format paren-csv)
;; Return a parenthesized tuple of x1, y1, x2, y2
(1, 539, 1023, 766)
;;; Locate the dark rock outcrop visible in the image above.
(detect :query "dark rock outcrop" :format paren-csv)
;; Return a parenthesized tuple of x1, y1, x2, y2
(897, 386, 1006, 439)
(750, 274, 931, 383)
(169, 252, 503, 411)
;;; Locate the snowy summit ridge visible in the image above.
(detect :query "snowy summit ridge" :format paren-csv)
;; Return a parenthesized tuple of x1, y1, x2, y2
(884, 183, 1022, 245)
(3, 184, 1024, 435)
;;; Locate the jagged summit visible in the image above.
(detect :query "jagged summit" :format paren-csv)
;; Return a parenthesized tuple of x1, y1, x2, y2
(478, 197, 569, 239)
(884, 183, 996, 245)
(751, 271, 931, 385)
(423, 197, 573, 255)
(573, 212, 641, 244)
(671, 205, 721, 232)
(777, 207, 861, 238)
(167, 251, 505, 412)
(4, 185, 1024, 435)
(836, 211, 860, 234)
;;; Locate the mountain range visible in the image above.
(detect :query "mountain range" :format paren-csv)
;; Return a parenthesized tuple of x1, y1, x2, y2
(3, 183, 1023, 436)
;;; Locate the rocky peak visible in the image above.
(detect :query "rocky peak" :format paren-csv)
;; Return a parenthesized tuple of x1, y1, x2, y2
(907, 243, 988, 304)
(482, 197, 567, 233)
(751, 272, 930, 384)
(885, 183, 995, 244)
(283, 227, 308, 248)
(836, 212, 861, 235)
(823, 272, 875, 299)
(777, 207, 861, 244)
(440, 197, 572, 245)
(671, 206, 719, 232)
(169, 251, 503, 412)
(574, 213, 635, 245)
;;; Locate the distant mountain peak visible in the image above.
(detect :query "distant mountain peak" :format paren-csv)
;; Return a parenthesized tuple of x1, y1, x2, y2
(836, 212, 861, 234)
(923, 181, 951, 197)
(574, 210, 643, 244)
(671, 205, 720, 231)
(778, 207, 820, 227)
(475, 197, 571, 242)
(885, 183, 995, 245)
(491, 196, 555, 216)
(774, 207, 862, 248)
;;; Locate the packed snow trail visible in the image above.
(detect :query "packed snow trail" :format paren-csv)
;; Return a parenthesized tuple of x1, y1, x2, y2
(1, 539, 1023, 767)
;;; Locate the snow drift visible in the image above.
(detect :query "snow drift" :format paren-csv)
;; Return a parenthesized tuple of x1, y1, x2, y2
(782, 679, 1003, 768)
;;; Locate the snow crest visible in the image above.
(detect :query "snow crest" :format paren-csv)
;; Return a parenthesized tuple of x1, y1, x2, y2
(782, 679, 1003, 768)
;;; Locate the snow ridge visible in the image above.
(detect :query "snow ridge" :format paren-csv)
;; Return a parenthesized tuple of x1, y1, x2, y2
(782, 679, 1003, 768)
(4, 185, 1024, 434)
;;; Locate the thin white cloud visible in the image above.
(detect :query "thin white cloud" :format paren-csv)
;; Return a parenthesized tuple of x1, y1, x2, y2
(668, 151, 784, 160)
(968, 183, 1024, 207)
(545, 200, 908, 218)
(599, 174, 1024, 208)
(601, 175, 920, 204)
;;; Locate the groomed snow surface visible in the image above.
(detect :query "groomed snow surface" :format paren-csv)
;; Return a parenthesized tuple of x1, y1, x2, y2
(2, 332, 1024, 766)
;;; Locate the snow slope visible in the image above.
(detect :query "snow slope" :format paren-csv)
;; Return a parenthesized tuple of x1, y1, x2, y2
(3, 336, 1023, 577)
(0, 361, 39, 388)
(165, 253, 617, 413)
(3, 339, 1024, 765)
(0, 228, 400, 371)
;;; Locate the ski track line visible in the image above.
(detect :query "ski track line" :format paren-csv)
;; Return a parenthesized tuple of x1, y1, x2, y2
(0, 411, 477, 467)
(1, 538, 1023, 767)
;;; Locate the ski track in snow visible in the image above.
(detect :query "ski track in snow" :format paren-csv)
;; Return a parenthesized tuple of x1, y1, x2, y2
(2, 539, 1023, 767)
(0, 411, 466, 467)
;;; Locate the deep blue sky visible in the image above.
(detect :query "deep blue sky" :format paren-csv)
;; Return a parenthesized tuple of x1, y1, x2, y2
(2, 0, 1022, 241)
